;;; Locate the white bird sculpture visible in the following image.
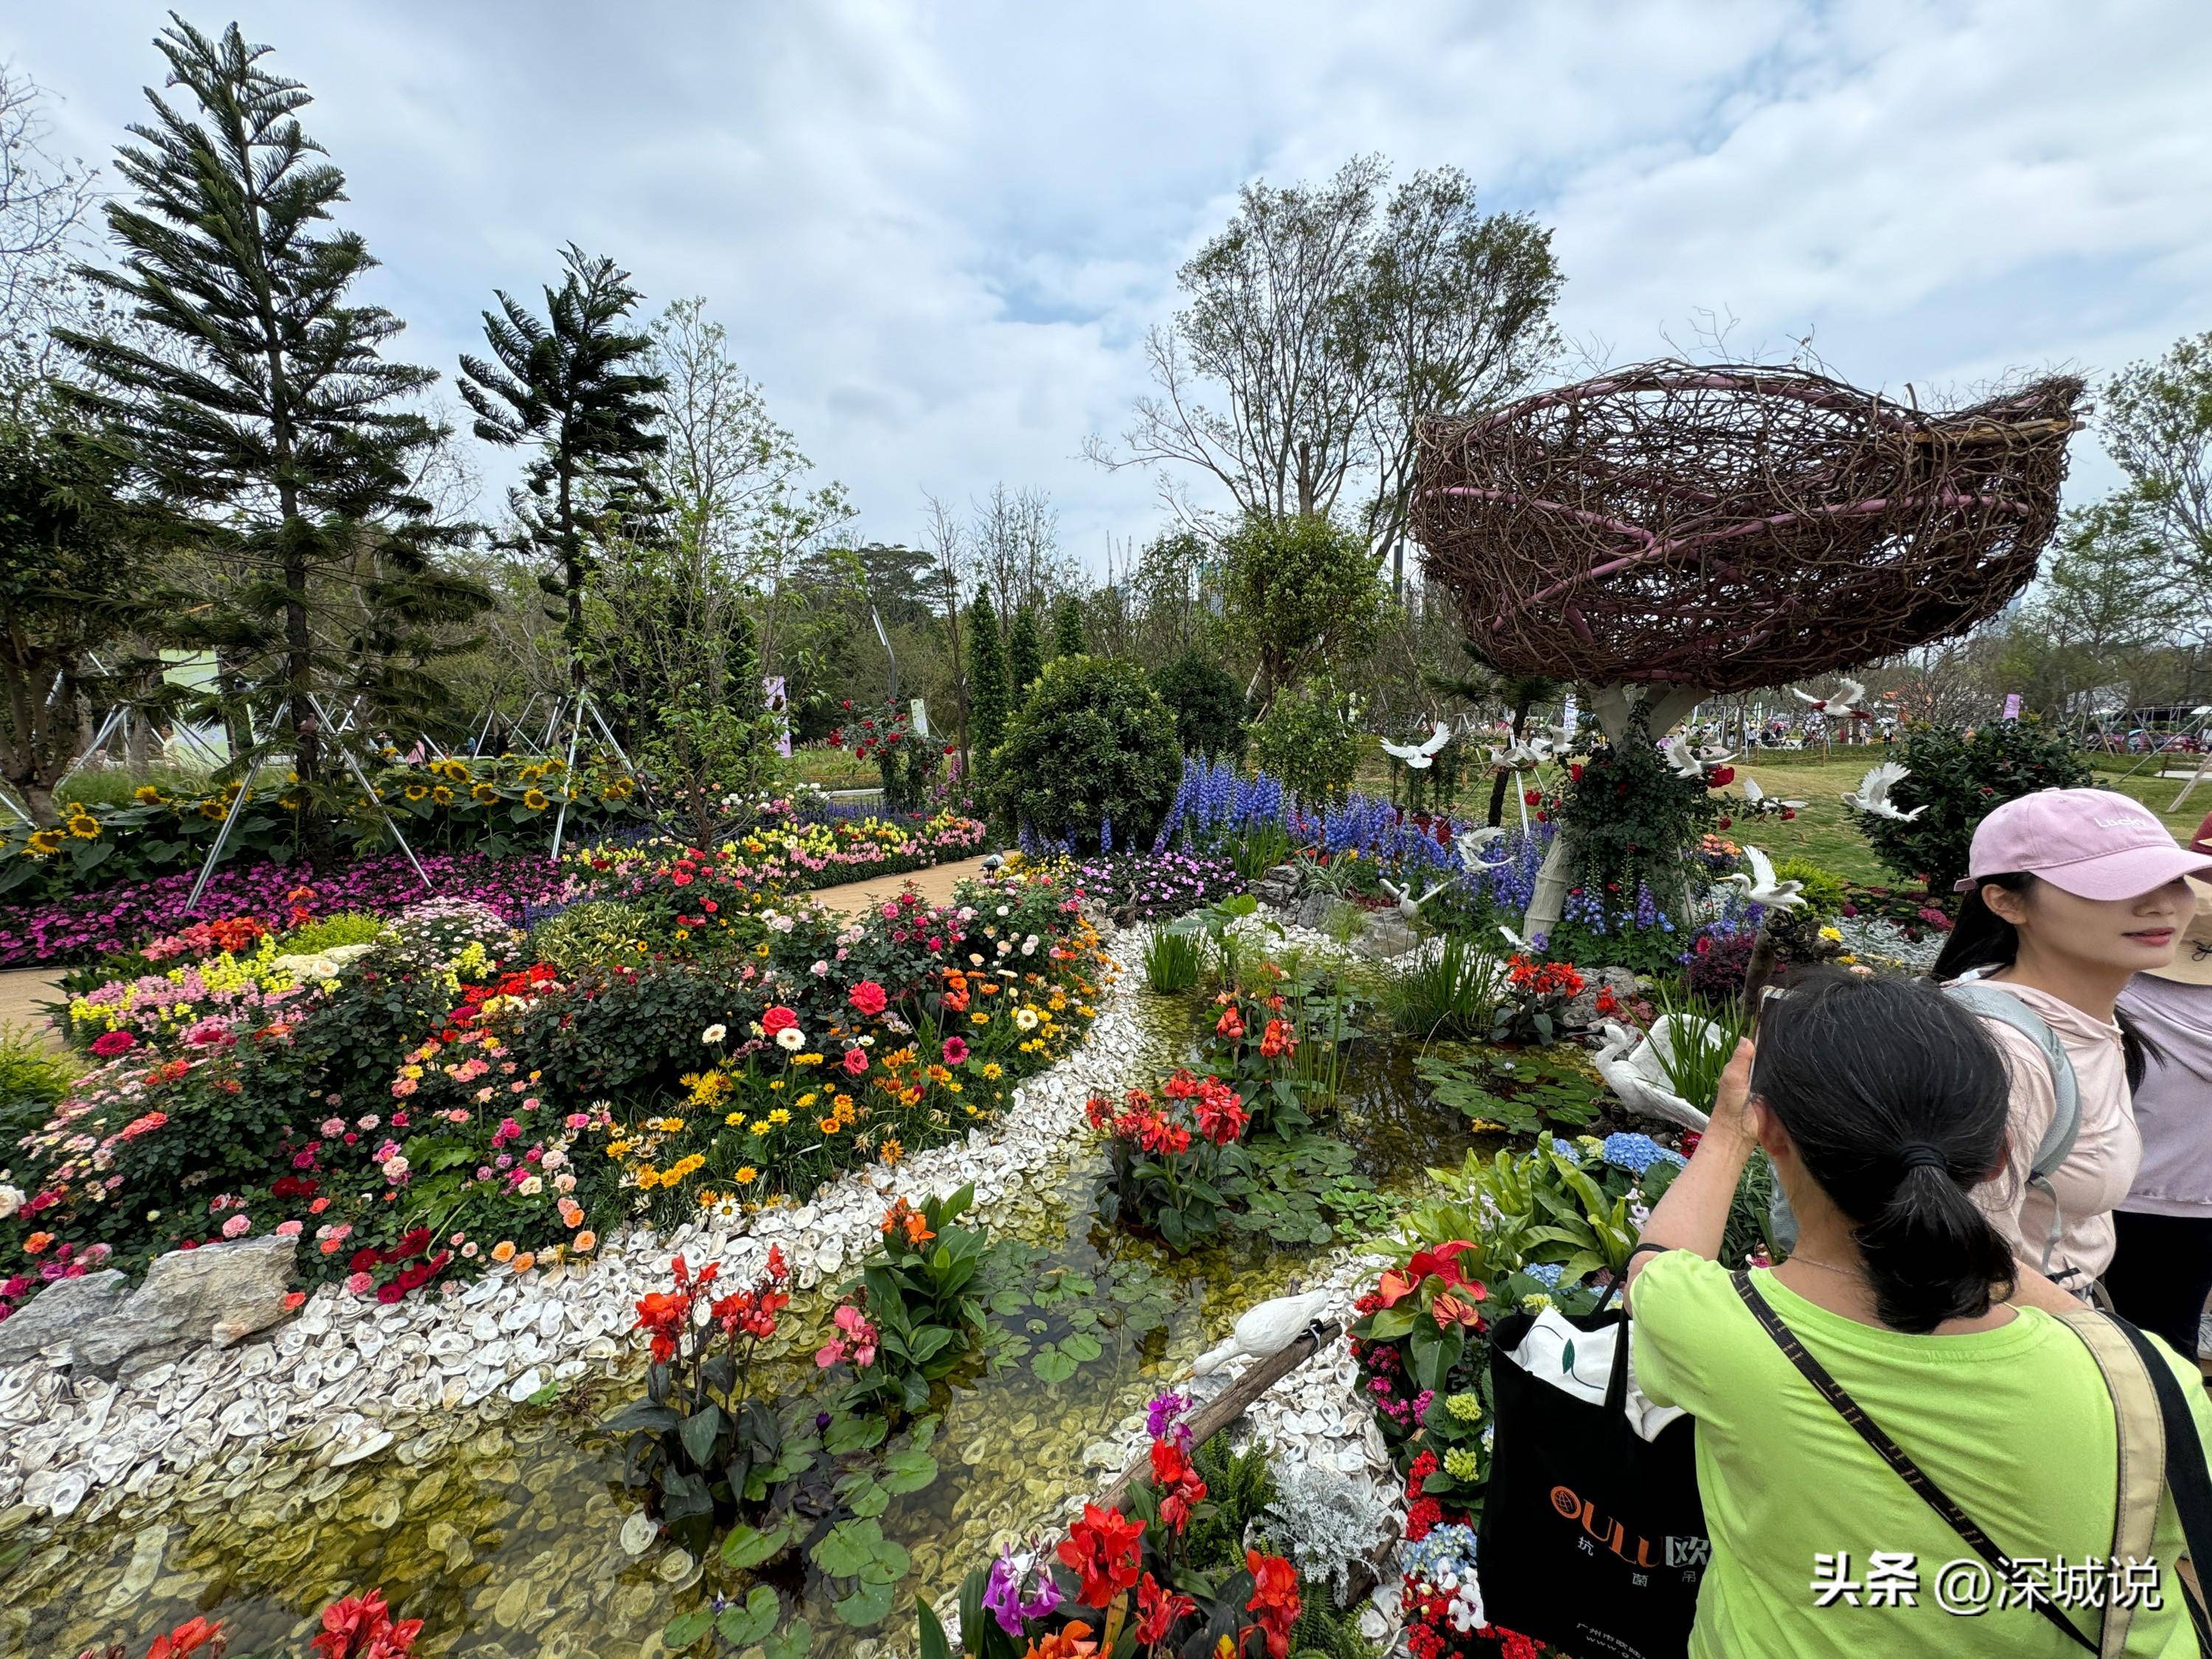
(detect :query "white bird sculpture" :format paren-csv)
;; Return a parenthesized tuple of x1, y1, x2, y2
(1740, 776, 1806, 816)
(1498, 736, 1554, 771)
(1454, 825, 1511, 871)
(1719, 845, 1806, 911)
(1792, 677, 1867, 718)
(1378, 876, 1444, 921)
(1842, 761, 1926, 821)
(1498, 922, 1545, 955)
(1593, 1020, 1714, 1133)
(1192, 1290, 1335, 1377)
(1660, 735, 1707, 779)
(1380, 721, 1452, 769)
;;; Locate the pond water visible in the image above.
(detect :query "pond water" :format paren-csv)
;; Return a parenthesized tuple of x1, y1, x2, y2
(0, 991, 1485, 1659)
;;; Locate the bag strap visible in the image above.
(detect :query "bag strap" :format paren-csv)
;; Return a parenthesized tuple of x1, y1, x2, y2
(2056, 1310, 2171, 1657)
(1945, 981, 2081, 1273)
(1731, 1272, 2096, 1652)
(2110, 1318, 2212, 1651)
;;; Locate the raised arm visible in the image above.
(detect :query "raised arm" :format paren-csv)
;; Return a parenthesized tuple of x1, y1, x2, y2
(1627, 1040, 1758, 1301)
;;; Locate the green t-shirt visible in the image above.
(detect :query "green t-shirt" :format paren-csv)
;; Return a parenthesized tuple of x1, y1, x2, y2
(1631, 1250, 2212, 1656)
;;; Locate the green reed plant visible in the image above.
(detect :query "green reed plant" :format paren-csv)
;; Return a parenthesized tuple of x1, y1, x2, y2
(1227, 819, 1295, 882)
(1143, 926, 1204, 993)
(1643, 981, 1751, 1115)
(1386, 933, 1509, 1043)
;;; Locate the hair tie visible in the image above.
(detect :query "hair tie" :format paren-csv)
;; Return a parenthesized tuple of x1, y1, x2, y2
(1897, 1143, 1950, 1173)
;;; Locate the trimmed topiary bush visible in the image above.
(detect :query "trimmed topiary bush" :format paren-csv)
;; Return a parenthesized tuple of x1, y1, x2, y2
(1858, 717, 2093, 896)
(991, 655, 1180, 850)
(1770, 857, 1846, 917)
(1150, 651, 1249, 762)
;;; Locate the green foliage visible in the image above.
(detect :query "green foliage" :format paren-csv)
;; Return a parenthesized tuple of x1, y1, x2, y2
(1150, 651, 1249, 762)
(966, 589, 1009, 760)
(1007, 606, 1044, 702)
(0, 1023, 73, 1147)
(1228, 1133, 1389, 1246)
(1180, 1437, 1280, 1571)
(978, 1249, 1175, 1381)
(1402, 1134, 1643, 1287)
(1858, 717, 2093, 894)
(1220, 514, 1390, 698)
(277, 912, 386, 954)
(1387, 936, 1509, 1043)
(1052, 594, 1085, 656)
(1414, 1049, 1601, 1136)
(1248, 676, 1363, 804)
(1770, 857, 1846, 917)
(529, 899, 651, 975)
(1226, 821, 1297, 882)
(990, 655, 1180, 850)
(1639, 984, 1750, 1117)
(832, 1186, 990, 1418)
(1143, 927, 1204, 993)
(1554, 713, 1717, 928)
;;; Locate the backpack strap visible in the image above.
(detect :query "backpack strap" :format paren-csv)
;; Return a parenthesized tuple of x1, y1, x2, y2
(2056, 1310, 2171, 1657)
(2108, 1318, 2212, 1652)
(1732, 1272, 2096, 1652)
(1945, 981, 2082, 1274)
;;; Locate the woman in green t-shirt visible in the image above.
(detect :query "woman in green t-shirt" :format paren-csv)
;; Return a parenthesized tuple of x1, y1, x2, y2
(1627, 970, 2212, 1657)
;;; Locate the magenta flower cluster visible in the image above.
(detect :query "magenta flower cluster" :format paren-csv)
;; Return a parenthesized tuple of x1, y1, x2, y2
(0, 852, 582, 968)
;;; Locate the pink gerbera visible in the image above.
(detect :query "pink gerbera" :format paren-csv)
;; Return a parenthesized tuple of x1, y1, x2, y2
(942, 1036, 970, 1065)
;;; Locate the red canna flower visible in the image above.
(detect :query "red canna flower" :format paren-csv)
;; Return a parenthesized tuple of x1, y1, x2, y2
(1056, 1503, 1144, 1608)
(1149, 1437, 1209, 1532)
(145, 1615, 226, 1659)
(310, 1588, 422, 1658)
(1134, 1575, 1197, 1647)
(1242, 1551, 1301, 1659)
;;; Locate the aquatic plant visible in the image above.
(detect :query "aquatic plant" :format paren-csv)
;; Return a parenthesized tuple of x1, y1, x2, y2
(1088, 1071, 1252, 1254)
(820, 1188, 991, 1417)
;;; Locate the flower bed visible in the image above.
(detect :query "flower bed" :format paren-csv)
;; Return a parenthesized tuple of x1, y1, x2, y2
(0, 750, 647, 902)
(566, 806, 986, 894)
(0, 854, 1109, 1318)
(0, 851, 582, 968)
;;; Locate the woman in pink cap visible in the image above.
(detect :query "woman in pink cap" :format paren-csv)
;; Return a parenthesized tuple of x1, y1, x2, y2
(2104, 809, 2212, 1352)
(1930, 788, 2211, 1310)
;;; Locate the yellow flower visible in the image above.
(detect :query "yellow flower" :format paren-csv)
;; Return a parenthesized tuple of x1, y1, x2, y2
(725, 1110, 747, 1127)
(750, 1121, 771, 1137)
(735, 1166, 759, 1184)
(1818, 925, 1843, 943)
(981, 1062, 1003, 1080)
(66, 813, 101, 839)
(523, 789, 550, 811)
(970, 1012, 990, 1026)
(431, 785, 453, 805)
(880, 1139, 903, 1166)
(794, 1093, 817, 1110)
(24, 829, 63, 856)
(133, 785, 164, 805)
(404, 784, 428, 801)
(472, 783, 499, 804)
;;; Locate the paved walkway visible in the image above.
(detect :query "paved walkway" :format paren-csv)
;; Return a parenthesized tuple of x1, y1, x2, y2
(0, 856, 998, 1053)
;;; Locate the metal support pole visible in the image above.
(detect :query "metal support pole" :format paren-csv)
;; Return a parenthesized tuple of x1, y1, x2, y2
(310, 692, 433, 894)
(547, 692, 589, 862)
(184, 776, 258, 914)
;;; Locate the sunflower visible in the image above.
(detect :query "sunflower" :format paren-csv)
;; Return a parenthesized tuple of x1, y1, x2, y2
(523, 788, 550, 811)
(472, 783, 499, 804)
(404, 784, 428, 801)
(431, 785, 453, 804)
(66, 813, 101, 840)
(24, 829, 63, 856)
(133, 785, 164, 805)
(198, 799, 227, 821)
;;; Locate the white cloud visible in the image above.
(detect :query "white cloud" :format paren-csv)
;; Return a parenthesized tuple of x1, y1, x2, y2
(7, 0, 2206, 560)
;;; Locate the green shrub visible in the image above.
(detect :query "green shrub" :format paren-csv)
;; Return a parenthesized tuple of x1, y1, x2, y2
(990, 655, 1180, 850)
(1143, 928, 1203, 993)
(1858, 717, 2093, 894)
(1387, 934, 1509, 1043)
(1248, 677, 1363, 804)
(1770, 858, 1846, 917)
(1150, 651, 1248, 761)
(0, 1023, 73, 1144)
(279, 911, 387, 953)
(529, 899, 652, 975)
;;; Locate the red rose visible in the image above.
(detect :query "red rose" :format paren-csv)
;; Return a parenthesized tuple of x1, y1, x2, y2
(848, 981, 888, 1017)
(762, 1006, 799, 1034)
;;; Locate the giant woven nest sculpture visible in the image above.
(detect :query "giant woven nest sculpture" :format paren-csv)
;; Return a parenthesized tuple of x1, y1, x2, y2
(1412, 361, 2086, 691)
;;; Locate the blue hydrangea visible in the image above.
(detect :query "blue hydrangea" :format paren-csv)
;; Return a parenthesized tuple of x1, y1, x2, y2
(1601, 1132, 1687, 1175)
(1523, 1262, 1565, 1289)
(1400, 1523, 1481, 1585)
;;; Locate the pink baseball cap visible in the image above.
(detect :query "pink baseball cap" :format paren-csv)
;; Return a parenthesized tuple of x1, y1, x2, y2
(1955, 787, 2212, 899)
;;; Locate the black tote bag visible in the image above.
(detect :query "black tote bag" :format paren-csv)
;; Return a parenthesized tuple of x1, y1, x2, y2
(1477, 1305, 1708, 1659)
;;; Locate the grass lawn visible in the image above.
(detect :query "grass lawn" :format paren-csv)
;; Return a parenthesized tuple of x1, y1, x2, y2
(1717, 749, 2208, 886)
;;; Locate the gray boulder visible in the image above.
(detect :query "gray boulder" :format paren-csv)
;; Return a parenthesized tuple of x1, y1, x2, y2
(1352, 914, 1420, 961)
(0, 1270, 131, 1370)
(1, 1234, 297, 1380)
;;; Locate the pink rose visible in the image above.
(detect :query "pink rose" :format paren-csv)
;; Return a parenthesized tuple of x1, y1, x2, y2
(344, 1271, 373, 1295)
(220, 1214, 251, 1239)
(274, 1220, 303, 1237)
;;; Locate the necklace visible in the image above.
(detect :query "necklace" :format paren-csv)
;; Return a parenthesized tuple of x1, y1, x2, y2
(1779, 1254, 1861, 1278)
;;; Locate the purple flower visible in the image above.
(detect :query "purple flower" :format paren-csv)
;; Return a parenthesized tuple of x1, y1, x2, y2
(1144, 1388, 1190, 1442)
(984, 1545, 1061, 1636)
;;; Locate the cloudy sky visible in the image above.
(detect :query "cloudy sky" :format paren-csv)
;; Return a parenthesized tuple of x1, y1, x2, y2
(8, 1, 2209, 568)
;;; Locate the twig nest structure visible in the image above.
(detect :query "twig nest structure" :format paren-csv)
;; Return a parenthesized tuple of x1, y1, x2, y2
(1412, 361, 2085, 691)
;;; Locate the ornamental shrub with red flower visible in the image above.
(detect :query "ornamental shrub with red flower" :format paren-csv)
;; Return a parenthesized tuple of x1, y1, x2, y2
(1056, 1503, 1144, 1607)
(1092, 1071, 1251, 1253)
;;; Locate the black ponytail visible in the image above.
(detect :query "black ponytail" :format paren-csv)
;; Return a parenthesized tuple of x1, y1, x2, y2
(1754, 970, 2017, 1334)
(1928, 871, 2155, 1089)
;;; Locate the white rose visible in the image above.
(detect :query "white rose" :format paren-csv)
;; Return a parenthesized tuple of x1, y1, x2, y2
(518, 1175, 543, 1197)
(0, 1184, 22, 1219)
(380, 1155, 410, 1182)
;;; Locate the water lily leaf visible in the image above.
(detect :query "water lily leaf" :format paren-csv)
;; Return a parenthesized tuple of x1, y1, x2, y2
(840, 1476, 890, 1517)
(721, 1518, 794, 1570)
(824, 1413, 887, 1455)
(812, 1517, 891, 1579)
(663, 1608, 715, 1648)
(717, 1585, 782, 1647)
(880, 1448, 939, 1494)
(764, 1619, 814, 1659)
(909, 1414, 939, 1452)
(833, 1578, 897, 1627)
(1031, 1344, 1078, 1384)
(1060, 1332, 1103, 1364)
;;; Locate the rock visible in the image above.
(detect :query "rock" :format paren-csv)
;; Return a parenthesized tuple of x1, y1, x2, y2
(1559, 966, 1638, 1030)
(0, 1270, 132, 1368)
(69, 1237, 298, 1381)
(1352, 914, 1419, 961)
(1295, 893, 1342, 933)
(1250, 861, 1304, 908)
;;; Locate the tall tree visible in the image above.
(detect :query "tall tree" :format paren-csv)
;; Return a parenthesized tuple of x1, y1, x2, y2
(459, 245, 666, 690)
(0, 61, 97, 386)
(1008, 605, 1044, 703)
(920, 494, 970, 769)
(1218, 513, 1390, 706)
(969, 482, 1066, 621)
(1053, 594, 1086, 657)
(2101, 331, 2212, 700)
(1088, 156, 1561, 560)
(59, 16, 479, 861)
(967, 588, 1008, 761)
